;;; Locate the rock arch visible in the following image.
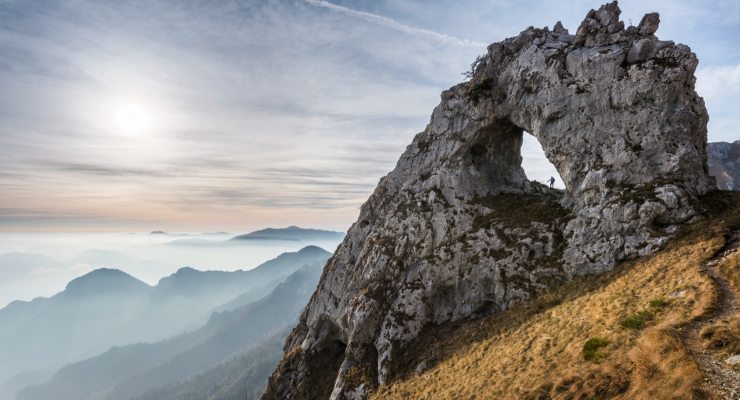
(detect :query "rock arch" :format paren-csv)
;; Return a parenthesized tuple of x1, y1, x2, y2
(262, 3, 713, 399)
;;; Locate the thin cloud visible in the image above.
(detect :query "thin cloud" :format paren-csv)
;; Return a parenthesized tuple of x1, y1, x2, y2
(46, 162, 173, 178)
(304, 0, 487, 48)
(0, 0, 736, 231)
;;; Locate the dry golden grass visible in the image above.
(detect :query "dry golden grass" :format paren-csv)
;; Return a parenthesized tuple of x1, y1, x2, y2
(718, 251, 740, 293)
(372, 193, 740, 400)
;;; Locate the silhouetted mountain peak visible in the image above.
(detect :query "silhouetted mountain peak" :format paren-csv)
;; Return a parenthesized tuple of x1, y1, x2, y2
(296, 245, 329, 255)
(174, 266, 198, 274)
(64, 268, 150, 297)
(155, 247, 330, 296)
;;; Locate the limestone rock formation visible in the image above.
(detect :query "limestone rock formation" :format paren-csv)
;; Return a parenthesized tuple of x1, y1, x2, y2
(262, 3, 713, 399)
(707, 140, 740, 190)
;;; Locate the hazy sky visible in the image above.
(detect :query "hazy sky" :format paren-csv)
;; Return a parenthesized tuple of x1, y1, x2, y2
(1, 0, 738, 232)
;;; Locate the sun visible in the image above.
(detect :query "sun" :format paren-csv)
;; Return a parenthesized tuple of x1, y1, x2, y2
(114, 103, 151, 133)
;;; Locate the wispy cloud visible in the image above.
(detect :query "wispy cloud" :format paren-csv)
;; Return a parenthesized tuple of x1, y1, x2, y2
(304, 0, 487, 48)
(0, 0, 737, 232)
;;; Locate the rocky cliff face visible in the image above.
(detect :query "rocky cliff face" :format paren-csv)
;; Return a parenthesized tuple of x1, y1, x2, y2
(262, 3, 714, 399)
(708, 140, 740, 190)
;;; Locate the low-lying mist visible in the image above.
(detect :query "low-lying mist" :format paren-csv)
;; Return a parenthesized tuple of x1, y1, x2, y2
(0, 229, 343, 308)
(0, 241, 335, 400)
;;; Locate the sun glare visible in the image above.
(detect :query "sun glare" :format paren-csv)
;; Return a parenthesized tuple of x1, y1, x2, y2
(115, 103, 151, 133)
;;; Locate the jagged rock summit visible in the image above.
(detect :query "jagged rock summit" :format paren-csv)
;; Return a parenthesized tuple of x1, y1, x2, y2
(262, 3, 713, 399)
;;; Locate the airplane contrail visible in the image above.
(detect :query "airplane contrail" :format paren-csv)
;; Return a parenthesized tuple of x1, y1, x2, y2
(304, 0, 487, 48)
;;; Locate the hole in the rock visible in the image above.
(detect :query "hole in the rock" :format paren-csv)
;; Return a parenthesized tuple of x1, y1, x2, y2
(467, 119, 565, 192)
(521, 132, 564, 189)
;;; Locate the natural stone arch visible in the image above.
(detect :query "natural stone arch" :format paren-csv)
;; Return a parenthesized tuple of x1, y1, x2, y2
(263, 3, 714, 400)
(459, 117, 569, 197)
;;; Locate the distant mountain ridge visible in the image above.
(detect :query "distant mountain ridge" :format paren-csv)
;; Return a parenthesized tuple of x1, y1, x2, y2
(708, 140, 740, 190)
(63, 268, 150, 297)
(0, 246, 331, 400)
(231, 226, 344, 241)
(17, 262, 326, 400)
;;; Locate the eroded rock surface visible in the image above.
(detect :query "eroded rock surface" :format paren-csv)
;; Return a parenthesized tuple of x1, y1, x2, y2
(262, 3, 713, 399)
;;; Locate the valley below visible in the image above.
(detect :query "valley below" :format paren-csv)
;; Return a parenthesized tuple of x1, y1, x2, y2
(0, 227, 342, 400)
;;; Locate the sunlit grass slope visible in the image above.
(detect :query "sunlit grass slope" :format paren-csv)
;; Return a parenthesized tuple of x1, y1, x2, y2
(373, 192, 740, 400)
(701, 233, 740, 367)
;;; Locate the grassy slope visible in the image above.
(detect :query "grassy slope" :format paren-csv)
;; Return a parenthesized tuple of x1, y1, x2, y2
(372, 192, 740, 400)
(701, 236, 740, 367)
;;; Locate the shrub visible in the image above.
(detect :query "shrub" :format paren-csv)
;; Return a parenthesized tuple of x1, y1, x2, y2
(648, 299, 669, 309)
(619, 311, 654, 330)
(583, 337, 610, 362)
(465, 78, 493, 104)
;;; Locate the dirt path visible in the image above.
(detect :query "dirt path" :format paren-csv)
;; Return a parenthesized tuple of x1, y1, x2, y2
(682, 230, 740, 400)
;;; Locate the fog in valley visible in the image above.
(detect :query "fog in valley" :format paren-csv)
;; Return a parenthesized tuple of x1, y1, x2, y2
(0, 229, 343, 308)
(0, 227, 340, 400)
